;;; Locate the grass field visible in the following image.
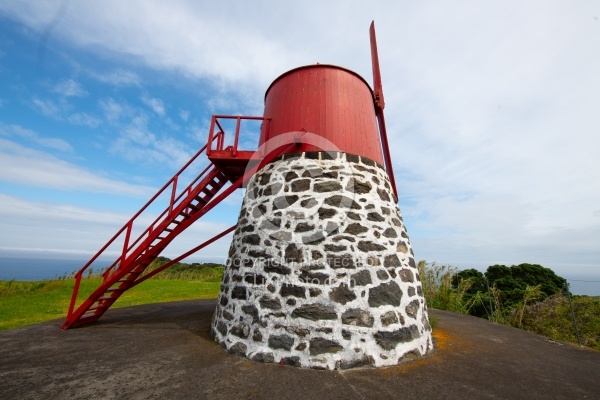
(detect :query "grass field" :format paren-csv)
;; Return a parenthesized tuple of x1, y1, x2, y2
(0, 278, 221, 331)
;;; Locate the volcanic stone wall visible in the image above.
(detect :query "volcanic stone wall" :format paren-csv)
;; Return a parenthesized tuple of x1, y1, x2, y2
(211, 151, 433, 369)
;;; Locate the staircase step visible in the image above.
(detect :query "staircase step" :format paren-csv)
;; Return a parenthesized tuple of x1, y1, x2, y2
(126, 269, 142, 275)
(202, 186, 219, 196)
(105, 288, 124, 293)
(88, 305, 108, 312)
(98, 296, 117, 302)
(79, 313, 101, 320)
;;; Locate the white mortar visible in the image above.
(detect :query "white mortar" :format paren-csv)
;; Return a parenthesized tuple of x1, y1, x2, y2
(211, 151, 433, 369)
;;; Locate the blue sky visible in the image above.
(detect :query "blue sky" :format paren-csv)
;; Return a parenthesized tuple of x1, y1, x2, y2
(1, 1, 599, 285)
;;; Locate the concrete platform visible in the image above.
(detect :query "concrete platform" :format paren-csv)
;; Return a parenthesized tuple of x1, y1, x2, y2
(1, 299, 598, 399)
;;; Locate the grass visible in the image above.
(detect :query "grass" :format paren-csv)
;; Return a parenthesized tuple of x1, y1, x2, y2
(0, 273, 222, 331)
(5, 258, 596, 352)
(417, 261, 471, 314)
(0, 259, 227, 331)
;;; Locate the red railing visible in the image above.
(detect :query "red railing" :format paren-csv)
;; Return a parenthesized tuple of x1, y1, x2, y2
(67, 132, 224, 317)
(206, 115, 270, 157)
(67, 116, 272, 317)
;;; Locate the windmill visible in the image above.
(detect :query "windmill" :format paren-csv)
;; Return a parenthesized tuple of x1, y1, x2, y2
(62, 22, 432, 370)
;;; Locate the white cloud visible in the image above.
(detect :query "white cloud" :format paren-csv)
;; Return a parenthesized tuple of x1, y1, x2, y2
(99, 97, 129, 124)
(0, 122, 72, 151)
(68, 112, 101, 128)
(0, 139, 154, 196)
(53, 78, 87, 97)
(0, 194, 126, 256)
(0, 0, 306, 89)
(110, 114, 193, 168)
(32, 96, 100, 128)
(376, 4, 600, 258)
(1, 1, 600, 275)
(0, 194, 234, 258)
(91, 69, 141, 86)
(96, 97, 194, 168)
(31, 97, 60, 117)
(141, 93, 165, 117)
(179, 110, 189, 122)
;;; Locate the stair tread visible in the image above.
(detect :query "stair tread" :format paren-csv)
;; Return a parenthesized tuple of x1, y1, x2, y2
(63, 160, 247, 329)
(202, 187, 218, 195)
(87, 305, 108, 311)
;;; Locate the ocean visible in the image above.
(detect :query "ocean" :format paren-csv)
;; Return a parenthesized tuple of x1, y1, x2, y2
(0, 256, 112, 281)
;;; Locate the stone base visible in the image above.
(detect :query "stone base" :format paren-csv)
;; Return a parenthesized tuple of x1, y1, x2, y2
(211, 151, 433, 369)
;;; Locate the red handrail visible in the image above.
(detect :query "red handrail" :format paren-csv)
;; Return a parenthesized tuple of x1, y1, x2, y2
(67, 116, 271, 317)
(206, 115, 270, 157)
(67, 132, 223, 316)
(111, 161, 214, 272)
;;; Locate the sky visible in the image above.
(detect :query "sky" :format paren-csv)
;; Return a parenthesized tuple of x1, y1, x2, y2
(0, 1, 599, 288)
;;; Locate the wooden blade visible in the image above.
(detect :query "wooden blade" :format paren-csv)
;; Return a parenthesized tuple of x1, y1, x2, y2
(370, 21, 385, 112)
(369, 21, 397, 199)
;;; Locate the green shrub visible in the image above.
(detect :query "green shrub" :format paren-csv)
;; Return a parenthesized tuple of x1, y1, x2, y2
(518, 293, 600, 350)
(418, 260, 598, 350)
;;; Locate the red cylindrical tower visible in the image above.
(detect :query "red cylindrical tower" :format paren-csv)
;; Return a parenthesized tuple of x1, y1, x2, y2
(262, 64, 384, 166)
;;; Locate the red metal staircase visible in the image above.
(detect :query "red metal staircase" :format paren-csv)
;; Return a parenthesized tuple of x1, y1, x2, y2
(62, 115, 299, 329)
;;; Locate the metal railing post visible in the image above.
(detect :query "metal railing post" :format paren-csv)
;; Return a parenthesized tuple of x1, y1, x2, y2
(169, 176, 178, 214)
(207, 116, 216, 156)
(564, 281, 582, 346)
(67, 272, 82, 317)
(233, 117, 241, 157)
(122, 221, 133, 261)
(485, 276, 494, 322)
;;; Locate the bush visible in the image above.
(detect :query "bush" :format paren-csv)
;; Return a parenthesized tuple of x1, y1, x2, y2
(518, 293, 600, 350)
(419, 261, 598, 350)
(485, 263, 564, 310)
